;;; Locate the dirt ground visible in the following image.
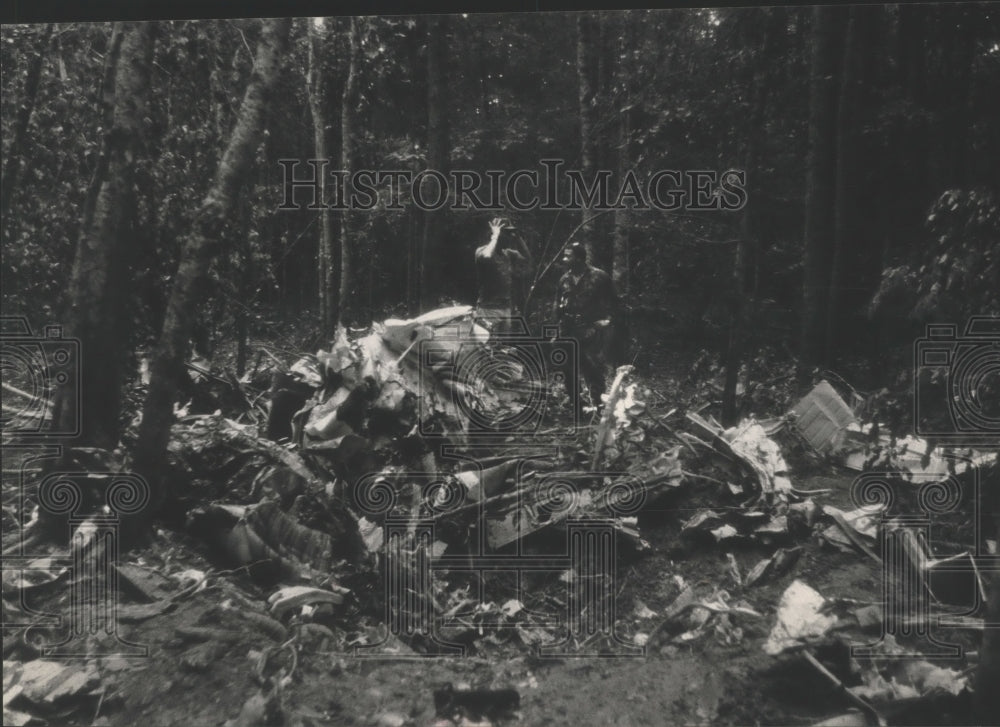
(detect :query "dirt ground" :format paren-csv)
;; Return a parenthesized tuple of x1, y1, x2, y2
(69, 472, 868, 727)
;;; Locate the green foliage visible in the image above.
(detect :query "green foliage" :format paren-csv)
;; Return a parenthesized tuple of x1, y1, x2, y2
(871, 188, 1000, 324)
(2, 24, 108, 317)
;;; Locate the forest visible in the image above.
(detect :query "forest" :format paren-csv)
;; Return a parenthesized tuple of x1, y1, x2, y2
(2, 6, 999, 727)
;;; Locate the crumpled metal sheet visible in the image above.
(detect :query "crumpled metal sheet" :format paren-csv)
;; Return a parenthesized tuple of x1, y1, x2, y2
(789, 380, 858, 455)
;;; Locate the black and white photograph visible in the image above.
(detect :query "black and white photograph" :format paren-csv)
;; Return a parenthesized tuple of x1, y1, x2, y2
(2, 3, 999, 725)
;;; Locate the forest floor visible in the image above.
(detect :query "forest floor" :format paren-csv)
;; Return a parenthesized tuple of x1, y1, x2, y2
(2, 317, 983, 727)
(90, 476, 872, 727)
(101, 471, 888, 727)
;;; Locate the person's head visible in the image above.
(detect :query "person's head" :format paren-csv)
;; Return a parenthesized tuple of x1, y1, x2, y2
(563, 242, 587, 272)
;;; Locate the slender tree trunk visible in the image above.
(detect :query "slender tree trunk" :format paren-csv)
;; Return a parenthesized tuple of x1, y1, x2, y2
(75, 26, 125, 259)
(307, 17, 337, 332)
(308, 23, 327, 332)
(134, 18, 292, 514)
(800, 6, 845, 366)
(404, 27, 422, 316)
(594, 12, 615, 273)
(610, 13, 632, 366)
(941, 7, 975, 190)
(893, 4, 928, 261)
(339, 17, 359, 326)
(55, 22, 154, 449)
(826, 7, 863, 363)
(722, 10, 774, 426)
(235, 197, 251, 378)
(407, 207, 416, 316)
(420, 15, 449, 312)
(612, 12, 631, 299)
(576, 13, 599, 262)
(1, 23, 53, 226)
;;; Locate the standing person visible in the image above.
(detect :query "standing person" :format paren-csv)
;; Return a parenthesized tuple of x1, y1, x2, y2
(474, 217, 531, 336)
(554, 242, 618, 409)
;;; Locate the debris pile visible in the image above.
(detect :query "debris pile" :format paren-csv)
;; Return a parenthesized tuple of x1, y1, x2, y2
(3, 322, 995, 726)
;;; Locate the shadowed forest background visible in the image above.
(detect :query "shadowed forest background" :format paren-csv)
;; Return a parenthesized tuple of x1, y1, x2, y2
(4, 7, 998, 361)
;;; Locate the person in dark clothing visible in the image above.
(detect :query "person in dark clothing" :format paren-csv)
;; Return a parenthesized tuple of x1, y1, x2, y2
(474, 217, 531, 335)
(554, 242, 619, 409)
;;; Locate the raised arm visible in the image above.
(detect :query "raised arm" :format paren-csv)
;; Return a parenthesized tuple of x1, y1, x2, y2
(476, 217, 505, 259)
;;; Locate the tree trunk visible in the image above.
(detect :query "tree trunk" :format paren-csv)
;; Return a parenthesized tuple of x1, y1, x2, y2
(307, 17, 337, 333)
(800, 6, 845, 366)
(134, 18, 292, 515)
(404, 26, 422, 317)
(594, 12, 615, 273)
(1, 23, 53, 226)
(722, 9, 775, 426)
(941, 7, 975, 190)
(420, 15, 449, 312)
(892, 4, 928, 262)
(55, 22, 153, 449)
(235, 198, 251, 378)
(576, 13, 600, 262)
(611, 12, 631, 300)
(339, 17, 360, 326)
(75, 26, 126, 261)
(825, 7, 863, 364)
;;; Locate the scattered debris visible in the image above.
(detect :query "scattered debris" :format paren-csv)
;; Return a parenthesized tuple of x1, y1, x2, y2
(650, 586, 763, 645)
(788, 381, 993, 476)
(820, 505, 882, 562)
(851, 658, 968, 702)
(181, 641, 228, 672)
(223, 685, 285, 727)
(763, 580, 838, 655)
(6, 328, 990, 727)
(745, 546, 802, 587)
(789, 380, 859, 456)
(267, 585, 348, 619)
(591, 365, 637, 469)
(802, 650, 886, 727)
(3, 659, 103, 725)
(685, 412, 792, 506)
